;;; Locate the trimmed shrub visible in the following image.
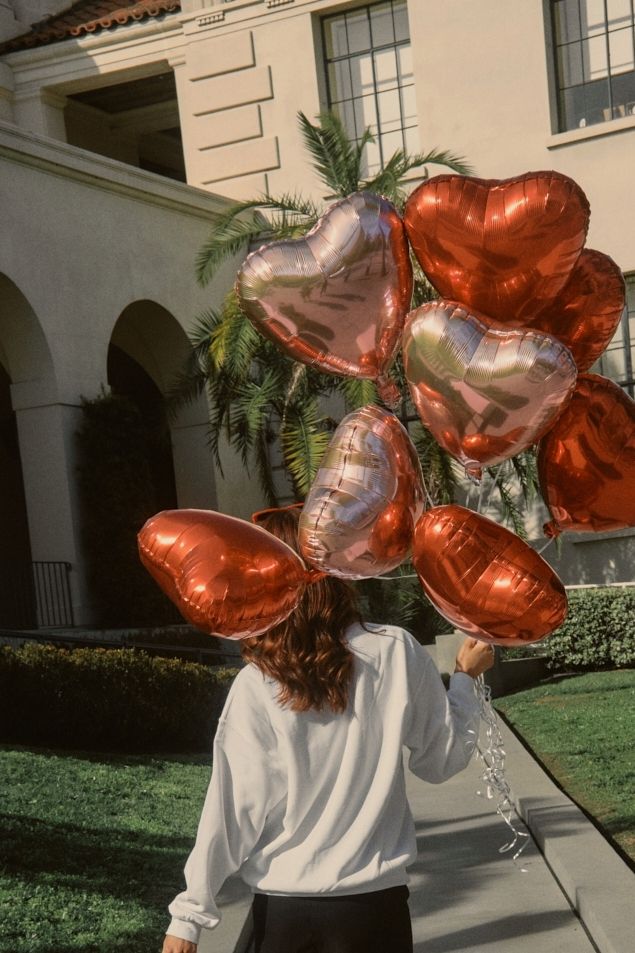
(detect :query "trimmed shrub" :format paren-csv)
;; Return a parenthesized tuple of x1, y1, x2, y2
(542, 587, 635, 672)
(0, 643, 239, 753)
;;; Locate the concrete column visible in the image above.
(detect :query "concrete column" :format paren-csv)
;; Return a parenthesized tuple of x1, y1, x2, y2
(13, 398, 96, 626)
(0, 62, 14, 123)
(13, 88, 68, 140)
(170, 415, 218, 510)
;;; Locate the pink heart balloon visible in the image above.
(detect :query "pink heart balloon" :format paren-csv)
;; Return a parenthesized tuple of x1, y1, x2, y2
(236, 191, 412, 402)
(402, 300, 577, 477)
(298, 405, 425, 578)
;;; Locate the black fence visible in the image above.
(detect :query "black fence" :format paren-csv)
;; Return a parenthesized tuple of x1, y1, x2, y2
(0, 561, 74, 630)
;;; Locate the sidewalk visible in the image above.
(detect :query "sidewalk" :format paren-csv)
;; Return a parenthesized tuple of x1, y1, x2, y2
(201, 718, 634, 953)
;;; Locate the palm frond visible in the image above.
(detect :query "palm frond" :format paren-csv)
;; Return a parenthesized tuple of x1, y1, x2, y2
(298, 111, 361, 197)
(233, 368, 283, 465)
(340, 377, 378, 410)
(280, 399, 330, 496)
(496, 478, 529, 540)
(196, 193, 319, 286)
(254, 428, 281, 506)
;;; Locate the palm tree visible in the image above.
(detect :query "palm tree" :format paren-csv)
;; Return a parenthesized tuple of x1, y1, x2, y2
(174, 111, 540, 536)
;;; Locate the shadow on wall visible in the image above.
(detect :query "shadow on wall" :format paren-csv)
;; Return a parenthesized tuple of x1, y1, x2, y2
(537, 531, 635, 586)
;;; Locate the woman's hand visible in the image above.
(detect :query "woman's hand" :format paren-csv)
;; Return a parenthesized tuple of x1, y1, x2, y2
(454, 637, 496, 679)
(162, 935, 197, 953)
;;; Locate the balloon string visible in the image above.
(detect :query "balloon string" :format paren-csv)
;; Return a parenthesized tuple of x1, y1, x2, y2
(485, 463, 506, 509)
(471, 675, 530, 869)
(537, 537, 554, 555)
(420, 467, 435, 510)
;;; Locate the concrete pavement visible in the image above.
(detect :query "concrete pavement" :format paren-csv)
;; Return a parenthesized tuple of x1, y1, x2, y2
(198, 713, 634, 953)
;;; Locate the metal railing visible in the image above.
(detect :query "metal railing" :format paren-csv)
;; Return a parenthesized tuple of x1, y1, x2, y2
(0, 561, 74, 630)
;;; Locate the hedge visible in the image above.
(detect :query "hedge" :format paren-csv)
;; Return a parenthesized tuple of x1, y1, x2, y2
(541, 586, 635, 671)
(0, 643, 239, 753)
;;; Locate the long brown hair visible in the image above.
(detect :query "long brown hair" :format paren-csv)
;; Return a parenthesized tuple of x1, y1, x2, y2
(241, 508, 359, 714)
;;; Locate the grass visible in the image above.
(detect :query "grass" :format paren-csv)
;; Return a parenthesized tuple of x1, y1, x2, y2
(495, 669, 635, 864)
(0, 745, 213, 953)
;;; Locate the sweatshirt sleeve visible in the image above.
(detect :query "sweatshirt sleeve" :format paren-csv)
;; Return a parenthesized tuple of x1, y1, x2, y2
(167, 706, 281, 944)
(404, 647, 480, 784)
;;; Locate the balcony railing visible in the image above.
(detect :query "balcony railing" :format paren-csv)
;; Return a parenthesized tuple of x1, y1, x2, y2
(0, 561, 74, 630)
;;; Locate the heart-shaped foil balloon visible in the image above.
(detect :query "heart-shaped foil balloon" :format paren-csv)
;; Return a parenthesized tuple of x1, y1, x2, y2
(521, 249, 626, 373)
(138, 509, 311, 638)
(402, 300, 577, 477)
(538, 374, 635, 537)
(298, 405, 425, 578)
(236, 191, 412, 404)
(404, 172, 590, 324)
(413, 505, 568, 645)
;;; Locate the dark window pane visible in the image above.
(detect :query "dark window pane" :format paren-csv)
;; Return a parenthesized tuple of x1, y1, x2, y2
(610, 67, 635, 114)
(582, 74, 612, 122)
(393, 0, 410, 42)
(328, 60, 352, 102)
(553, 0, 582, 44)
(370, 3, 395, 46)
(560, 83, 588, 127)
(324, 18, 348, 58)
(346, 9, 372, 54)
(557, 40, 584, 86)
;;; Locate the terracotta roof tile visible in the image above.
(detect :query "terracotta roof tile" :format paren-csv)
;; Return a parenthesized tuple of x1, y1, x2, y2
(1, 0, 181, 53)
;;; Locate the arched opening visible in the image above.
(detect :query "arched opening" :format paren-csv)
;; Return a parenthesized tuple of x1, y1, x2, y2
(0, 359, 35, 627)
(0, 274, 60, 628)
(78, 300, 214, 627)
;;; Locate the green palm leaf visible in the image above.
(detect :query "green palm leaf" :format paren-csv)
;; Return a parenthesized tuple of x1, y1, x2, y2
(280, 399, 330, 496)
(341, 377, 378, 410)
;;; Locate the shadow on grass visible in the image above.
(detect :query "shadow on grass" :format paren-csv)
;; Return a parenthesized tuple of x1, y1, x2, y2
(0, 742, 212, 766)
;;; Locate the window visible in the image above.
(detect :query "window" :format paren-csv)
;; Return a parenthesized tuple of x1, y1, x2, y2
(594, 275, 635, 396)
(550, 0, 635, 131)
(322, 1, 418, 176)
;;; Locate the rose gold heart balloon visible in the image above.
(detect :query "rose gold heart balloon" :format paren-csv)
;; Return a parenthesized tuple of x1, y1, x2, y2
(413, 505, 568, 645)
(298, 405, 425, 578)
(404, 172, 590, 324)
(522, 249, 626, 373)
(538, 374, 635, 537)
(138, 509, 311, 638)
(402, 300, 577, 477)
(237, 191, 412, 404)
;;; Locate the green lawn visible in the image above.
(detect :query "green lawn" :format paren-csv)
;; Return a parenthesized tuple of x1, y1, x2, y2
(0, 745, 212, 953)
(495, 669, 635, 863)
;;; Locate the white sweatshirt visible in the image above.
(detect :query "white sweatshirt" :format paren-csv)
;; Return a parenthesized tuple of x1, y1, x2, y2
(167, 623, 480, 944)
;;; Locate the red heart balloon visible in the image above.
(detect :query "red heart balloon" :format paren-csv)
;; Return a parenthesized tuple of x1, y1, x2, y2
(138, 509, 310, 638)
(236, 191, 412, 403)
(523, 249, 625, 373)
(413, 505, 568, 646)
(404, 172, 590, 324)
(538, 374, 635, 537)
(402, 300, 577, 476)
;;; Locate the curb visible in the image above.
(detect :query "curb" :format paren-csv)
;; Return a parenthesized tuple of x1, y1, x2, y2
(501, 721, 634, 953)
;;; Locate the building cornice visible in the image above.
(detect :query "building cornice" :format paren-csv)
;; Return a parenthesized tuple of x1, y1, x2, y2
(0, 119, 232, 218)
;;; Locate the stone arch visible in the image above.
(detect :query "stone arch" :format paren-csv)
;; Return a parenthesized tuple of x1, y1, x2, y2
(0, 274, 59, 626)
(108, 299, 216, 510)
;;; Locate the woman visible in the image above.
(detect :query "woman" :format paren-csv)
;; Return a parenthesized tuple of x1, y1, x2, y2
(163, 507, 494, 953)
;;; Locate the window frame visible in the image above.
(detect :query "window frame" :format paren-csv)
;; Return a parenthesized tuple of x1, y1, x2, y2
(547, 0, 635, 133)
(320, 0, 417, 174)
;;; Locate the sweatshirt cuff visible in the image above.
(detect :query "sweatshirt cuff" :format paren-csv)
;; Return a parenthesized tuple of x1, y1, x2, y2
(449, 671, 478, 696)
(166, 917, 202, 945)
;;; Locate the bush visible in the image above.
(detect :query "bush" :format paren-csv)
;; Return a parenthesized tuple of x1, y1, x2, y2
(0, 643, 239, 753)
(542, 587, 635, 672)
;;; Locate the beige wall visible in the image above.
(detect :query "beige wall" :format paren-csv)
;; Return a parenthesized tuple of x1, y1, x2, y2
(0, 122, 260, 622)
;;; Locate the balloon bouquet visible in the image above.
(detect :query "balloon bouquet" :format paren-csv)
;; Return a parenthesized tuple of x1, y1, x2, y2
(139, 172, 635, 859)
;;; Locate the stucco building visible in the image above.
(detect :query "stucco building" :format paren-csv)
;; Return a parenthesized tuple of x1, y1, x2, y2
(1, 0, 634, 626)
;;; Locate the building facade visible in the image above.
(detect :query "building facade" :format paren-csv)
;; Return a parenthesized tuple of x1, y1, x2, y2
(0, 0, 634, 625)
